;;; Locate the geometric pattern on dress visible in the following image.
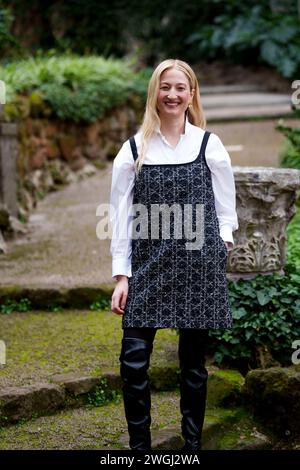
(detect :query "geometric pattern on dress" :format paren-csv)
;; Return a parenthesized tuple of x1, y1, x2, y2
(122, 131, 232, 329)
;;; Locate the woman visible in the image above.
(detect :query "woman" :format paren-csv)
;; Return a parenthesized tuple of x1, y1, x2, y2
(109, 59, 238, 451)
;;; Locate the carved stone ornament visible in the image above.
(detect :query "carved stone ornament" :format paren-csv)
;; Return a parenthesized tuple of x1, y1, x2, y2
(228, 167, 300, 280)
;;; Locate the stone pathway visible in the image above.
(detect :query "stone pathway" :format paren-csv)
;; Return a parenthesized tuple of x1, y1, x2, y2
(0, 165, 113, 289)
(210, 118, 298, 167)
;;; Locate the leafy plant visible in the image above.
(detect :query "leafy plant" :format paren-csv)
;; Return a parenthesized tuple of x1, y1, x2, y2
(86, 378, 121, 407)
(208, 262, 300, 372)
(0, 53, 148, 122)
(187, 3, 300, 78)
(275, 111, 300, 268)
(46, 304, 64, 313)
(90, 298, 111, 311)
(286, 203, 300, 269)
(0, 298, 31, 314)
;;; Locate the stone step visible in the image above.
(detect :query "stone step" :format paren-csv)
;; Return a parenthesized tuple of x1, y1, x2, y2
(119, 415, 273, 451)
(0, 283, 114, 310)
(205, 104, 293, 122)
(203, 92, 291, 108)
(202, 92, 293, 121)
(1, 368, 295, 450)
(0, 387, 274, 451)
(0, 368, 244, 426)
(201, 84, 267, 95)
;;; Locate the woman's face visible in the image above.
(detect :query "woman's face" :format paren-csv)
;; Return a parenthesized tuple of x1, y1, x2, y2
(157, 67, 194, 120)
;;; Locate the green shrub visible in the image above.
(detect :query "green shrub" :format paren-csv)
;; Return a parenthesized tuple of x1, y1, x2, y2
(275, 111, 300, 268)
(208, 262, 300, 372)
(187, 3, 300, 78)
(286, 204, 300, 268)
(3, 0, 300, 75)
(0, 53, 148, 122)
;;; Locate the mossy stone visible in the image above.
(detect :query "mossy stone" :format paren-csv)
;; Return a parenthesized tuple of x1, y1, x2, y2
(207, 368, 244, 407)
(242, 366, 300, 437)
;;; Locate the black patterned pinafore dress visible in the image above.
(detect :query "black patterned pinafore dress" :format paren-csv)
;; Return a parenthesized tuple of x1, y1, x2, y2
(122, 130, 232, 329)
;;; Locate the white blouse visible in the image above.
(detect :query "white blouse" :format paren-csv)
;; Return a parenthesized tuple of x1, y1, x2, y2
(109, 119, 239, 280)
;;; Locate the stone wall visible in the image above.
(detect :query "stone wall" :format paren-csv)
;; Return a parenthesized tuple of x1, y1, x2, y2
(15, 105, 140, 222)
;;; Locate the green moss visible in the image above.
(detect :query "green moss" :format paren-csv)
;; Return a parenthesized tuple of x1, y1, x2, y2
(203, 407, 271, 450)
(205, 408, 238, 423)
(218, 417, 262, 450)
(207, 369, 244, 407)
(212, 368, 244, 385)
(0, 310, 179, 389)
(245, 368, 289, 397)
(219, 430, 243, 449)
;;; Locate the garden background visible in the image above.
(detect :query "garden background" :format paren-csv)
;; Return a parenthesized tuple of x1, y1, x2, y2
(0, 0, 299, 454)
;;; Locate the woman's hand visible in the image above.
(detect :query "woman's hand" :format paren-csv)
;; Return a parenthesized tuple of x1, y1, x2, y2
(111, 275, 128, 315)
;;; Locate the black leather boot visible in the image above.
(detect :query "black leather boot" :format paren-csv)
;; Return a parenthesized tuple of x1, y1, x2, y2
(119, 337, 153, 451)
(178, 329, 208, 452)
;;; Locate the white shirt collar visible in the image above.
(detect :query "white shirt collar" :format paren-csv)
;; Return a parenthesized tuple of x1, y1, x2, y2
(155, 116, 193, 138)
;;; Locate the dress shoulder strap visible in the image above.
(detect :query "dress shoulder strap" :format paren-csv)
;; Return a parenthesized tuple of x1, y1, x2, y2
(199, 130, 211, 156)
(129, 136, 138, 162)
(130, 132, 211, 163)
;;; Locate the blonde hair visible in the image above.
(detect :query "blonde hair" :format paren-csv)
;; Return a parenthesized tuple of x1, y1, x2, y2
(135, 59, 206, 175)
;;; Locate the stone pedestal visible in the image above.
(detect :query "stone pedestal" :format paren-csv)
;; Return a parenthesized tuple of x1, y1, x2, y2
(228, 167, 300, 279)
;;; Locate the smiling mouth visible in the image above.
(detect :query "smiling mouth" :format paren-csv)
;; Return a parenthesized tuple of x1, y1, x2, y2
(164, 102, 181, 106)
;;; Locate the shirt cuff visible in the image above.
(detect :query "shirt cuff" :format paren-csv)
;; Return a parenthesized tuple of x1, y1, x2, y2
(112, 258, 132, 279)
(219, 225, 235, 250)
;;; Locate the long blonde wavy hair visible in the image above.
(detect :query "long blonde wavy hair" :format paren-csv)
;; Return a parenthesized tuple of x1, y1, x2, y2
(135, 59, 206, 175)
